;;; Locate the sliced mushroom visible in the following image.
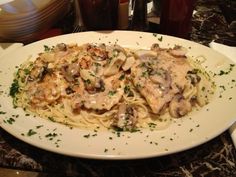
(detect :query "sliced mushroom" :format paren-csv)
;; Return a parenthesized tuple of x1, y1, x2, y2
(169, 46, 187, 57)
(186, 70, 201, 86)
(28, 60, 48, 81)
(55, 43, 67, 51)
(134, 49, 157, 60)
(150, 43, 160, 52)
(122, 56, 135, 71)
(61, 62, 80, 82)
(169, 94, 192, 118)
(103, 51, 126, 77)
(112, 103, 138, 131)
(107, 44, 127, 58)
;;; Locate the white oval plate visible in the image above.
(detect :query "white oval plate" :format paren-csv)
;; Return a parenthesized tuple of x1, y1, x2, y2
(1, 31, 236, 159)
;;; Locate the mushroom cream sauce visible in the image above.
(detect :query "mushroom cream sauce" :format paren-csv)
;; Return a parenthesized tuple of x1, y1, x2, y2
(10, 43, 215, 131)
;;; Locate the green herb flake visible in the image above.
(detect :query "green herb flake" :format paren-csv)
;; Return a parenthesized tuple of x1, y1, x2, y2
(0, 111, 6, 114)
(148, 122, 157, 129)
(27, 129, 37, 136)
(141, 71, 148, 77)
(10, 79, 19, 97)
(108, 90, 117, 96)
(119, 74, 125, 80)
(158, 36, 163, 42)
(104, 148, 108, 153)
(135, 83, 142, 89)
(84, 79, 91, 85)
(36, 125, 44, 129)
(48, 116, 55, 122)
(219, 85, 226, 90)
(215, 64, 235, 76)
(83, 134, 90, 138)
(23, 68, 30, 75)
(6, 117, 15, 124)
(45, 133, 58, 138)
(44, 45, 52, 52)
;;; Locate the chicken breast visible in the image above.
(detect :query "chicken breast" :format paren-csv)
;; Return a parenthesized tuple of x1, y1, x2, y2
(131, 48, 192, 115)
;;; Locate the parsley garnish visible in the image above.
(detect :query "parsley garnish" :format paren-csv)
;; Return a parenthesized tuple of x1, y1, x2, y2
(48, 116, 55, 122)
(84, 79, 91, 84)
(158, 36, 163, 41)
(83, 134, 90, 138)
(10, 79, 19, 97)
(27, 129, 37, 136)
(124, 85, 134, 97)
(119, 74, 125, 80)
(108, 90, 117, 96)
(23, 68, 30, 75)
(6, 118, 15, 124)
(44, 45, 52, 52)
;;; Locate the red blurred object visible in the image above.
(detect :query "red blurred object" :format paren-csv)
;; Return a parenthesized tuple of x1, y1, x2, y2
(120, 0, 128, 3)
(37, 28, 62, 40)
(160, 0, 196, 39)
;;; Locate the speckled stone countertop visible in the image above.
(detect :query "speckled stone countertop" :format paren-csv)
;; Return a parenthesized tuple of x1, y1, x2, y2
(0, 0, 236, 177)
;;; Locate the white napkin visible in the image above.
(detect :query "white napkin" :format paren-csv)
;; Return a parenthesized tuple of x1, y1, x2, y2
(209, 41, 236, 148)
(0, 43, 23, 58)
(0, 0, 14, 6)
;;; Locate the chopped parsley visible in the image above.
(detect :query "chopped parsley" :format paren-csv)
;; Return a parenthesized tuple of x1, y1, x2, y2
(153, 33, 157, 37)
(158, 36, 163, 42)
(6, 117, 15, 124)
(84, 79, 91, 85)
(119, 74, 125, 80)
(10, 79, 19, 97)
(0, 111, 6, 114)
(215, 64, 235, 76)
(44, 45, 53, 52)
(36, 125, 44, 129)
(135, 83, 142, 89)
(48, 116, 55, 122)
(83, 134, 90, 138)
(27, 129, 37, 136)
(152, 33, 163, 41)
(45, 133, 58, 138)
(108, 90, 117, 96)
(124, 85, 134, 97)
(141, 71, 148, 77)
(148, 122, 157, 128)
(23, 68, 30, 75)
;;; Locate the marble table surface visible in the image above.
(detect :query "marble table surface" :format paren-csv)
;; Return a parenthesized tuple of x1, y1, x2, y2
(0, 0, 236, 177)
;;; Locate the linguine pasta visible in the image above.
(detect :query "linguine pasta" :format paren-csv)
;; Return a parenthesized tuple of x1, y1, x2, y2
(10, 43, 215, 131)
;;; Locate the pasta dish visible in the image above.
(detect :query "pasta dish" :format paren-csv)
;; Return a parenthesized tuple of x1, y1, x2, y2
(10, 43, 215, 131)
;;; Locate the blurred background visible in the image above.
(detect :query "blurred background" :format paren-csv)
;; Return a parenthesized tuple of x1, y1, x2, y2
(0, 0, 235, 45)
